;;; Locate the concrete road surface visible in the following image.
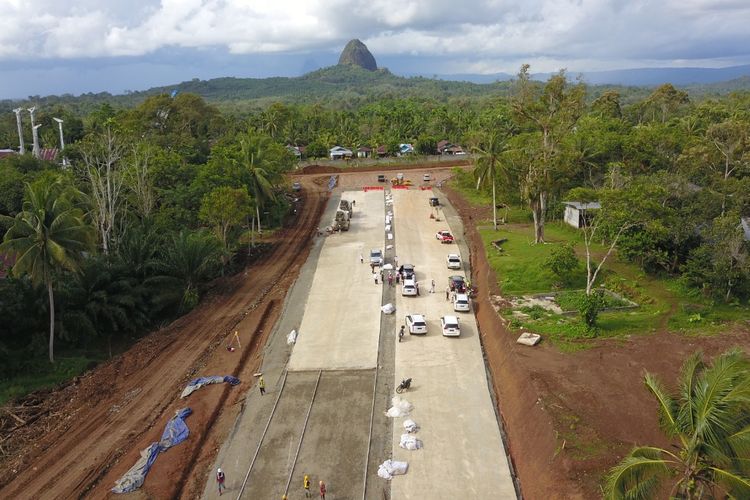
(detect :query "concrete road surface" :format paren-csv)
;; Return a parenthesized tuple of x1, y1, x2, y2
(390, 189, 516, 499)
(288, 189, 385, 371)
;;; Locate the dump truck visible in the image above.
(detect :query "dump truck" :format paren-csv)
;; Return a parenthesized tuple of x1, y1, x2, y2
(339, 199, 353, 217)
(332, 209, 350, 231)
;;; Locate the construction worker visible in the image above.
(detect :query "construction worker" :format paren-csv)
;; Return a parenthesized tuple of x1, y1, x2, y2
(319, 480, 327, 499)
(303, 475, 311, 497)
(258, 376, 266, 396)
(399, 325, 405, 343)
(216, 468, 226, 496)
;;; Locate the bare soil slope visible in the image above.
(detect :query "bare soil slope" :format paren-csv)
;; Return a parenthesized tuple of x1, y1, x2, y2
(0, 178, 328, 499)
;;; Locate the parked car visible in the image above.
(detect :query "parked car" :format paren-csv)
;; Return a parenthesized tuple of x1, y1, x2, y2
(402, 278, 418, 296)
(292, 181, 302, 191)
(453, 293, 471, 312)
(423, 173, 431, 182)
(377, 174, 386, 182)
(448, 275, 466, 292)
(440, 315, 461, 337)
(405, 314, 427, 335)
(446, 253, 461, 269)
(400, 263, 416, 280)
(370, 249, 383, 266)
(429, 197, 440, 207)
(436, 230, 454, 243)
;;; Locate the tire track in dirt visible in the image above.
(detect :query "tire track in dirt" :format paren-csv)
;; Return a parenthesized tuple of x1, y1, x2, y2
(0, 179, 329, 499)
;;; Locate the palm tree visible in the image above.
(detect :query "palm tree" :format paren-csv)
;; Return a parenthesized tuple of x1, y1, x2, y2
(151, 231, 221, 313)
(0, 176, 94, 362)
(237, 136, 275, 242)
(473, 130, 510, 230)
(604, 349, 750, 499)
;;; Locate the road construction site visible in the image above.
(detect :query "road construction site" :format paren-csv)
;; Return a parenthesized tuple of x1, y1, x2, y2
(208, 180, 516, 499)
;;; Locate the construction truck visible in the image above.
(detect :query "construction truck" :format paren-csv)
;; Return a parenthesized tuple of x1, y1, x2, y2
(332, 209, 351, 231)
(339, 199, 353, 217)
(391, 173, 412, 186)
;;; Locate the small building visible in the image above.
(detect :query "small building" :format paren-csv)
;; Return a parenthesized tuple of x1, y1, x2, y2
(376, 145, 388, 157)
(357, 146, 372, 158)
(329, 146, 353, 160)
(437, 140, 465, 155)
(286, 145, 302, 159)
(398, 143, 414, 156)
(563, 201, 601, 228)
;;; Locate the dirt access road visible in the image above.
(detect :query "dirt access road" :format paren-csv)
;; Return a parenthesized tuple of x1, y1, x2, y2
(0, 177, 328, 499)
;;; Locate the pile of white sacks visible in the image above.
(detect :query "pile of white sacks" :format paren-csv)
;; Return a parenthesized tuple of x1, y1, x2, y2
(379, 395, 424, 479)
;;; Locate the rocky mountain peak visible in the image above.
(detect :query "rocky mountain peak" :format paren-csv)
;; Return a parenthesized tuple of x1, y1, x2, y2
(337, 39, 378, 71)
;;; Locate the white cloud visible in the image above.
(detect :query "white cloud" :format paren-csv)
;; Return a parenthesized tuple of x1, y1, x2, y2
(0, 0, 748, 73)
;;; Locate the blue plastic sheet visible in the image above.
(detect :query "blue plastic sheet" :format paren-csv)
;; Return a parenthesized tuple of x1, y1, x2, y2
(112, 408, 192, 494)
(180, 375, 240, 398)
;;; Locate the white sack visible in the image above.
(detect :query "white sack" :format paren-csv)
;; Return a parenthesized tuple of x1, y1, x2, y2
(403, 419, 419, 433)
(386, 396, 413, 417)
(399, 434, 423, 450)
(378, 459, 409, 479)
(381, 303, 395, 314)
(287, 329, 298, 344)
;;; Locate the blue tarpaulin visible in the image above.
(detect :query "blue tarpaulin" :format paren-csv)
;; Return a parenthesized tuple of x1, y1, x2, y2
(180, 375, 240, 398)
(112, 408, 193, 494)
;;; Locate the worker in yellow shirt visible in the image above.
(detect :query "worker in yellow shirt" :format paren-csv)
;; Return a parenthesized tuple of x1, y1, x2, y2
(304, 474, 311, 498)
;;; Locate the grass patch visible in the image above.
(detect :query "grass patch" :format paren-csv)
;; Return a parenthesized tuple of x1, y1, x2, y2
(555, 290, 632, 312)
(482, 216, 750, 347)
(0, 356, 96, 406)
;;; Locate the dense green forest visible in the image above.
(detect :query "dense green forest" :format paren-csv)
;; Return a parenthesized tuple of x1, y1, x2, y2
(1, 66, 749, 401)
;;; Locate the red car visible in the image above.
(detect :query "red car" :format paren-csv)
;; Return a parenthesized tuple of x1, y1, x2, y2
(436, 230, 454, 243)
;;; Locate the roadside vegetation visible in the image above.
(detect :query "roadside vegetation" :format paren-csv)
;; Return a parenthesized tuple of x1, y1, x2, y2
(1, 66, 749, 408)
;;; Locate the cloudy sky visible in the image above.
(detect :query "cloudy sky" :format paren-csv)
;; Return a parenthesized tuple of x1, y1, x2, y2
(1, 0, 749, 99)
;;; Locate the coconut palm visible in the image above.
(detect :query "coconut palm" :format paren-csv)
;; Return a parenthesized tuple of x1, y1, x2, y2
(237, 136, 275, 242)
(0, 176, 94, 362)
(473, 130, 510, 230)
(604, 349, 750, 499)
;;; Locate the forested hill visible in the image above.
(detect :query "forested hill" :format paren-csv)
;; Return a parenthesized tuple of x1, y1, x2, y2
(2, 64, 750, 116)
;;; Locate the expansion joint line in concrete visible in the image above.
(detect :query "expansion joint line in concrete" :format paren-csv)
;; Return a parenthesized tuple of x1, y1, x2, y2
(362, 332, 381, 500)
(235, 370, 289, 500)
(283, 370, 323, 496)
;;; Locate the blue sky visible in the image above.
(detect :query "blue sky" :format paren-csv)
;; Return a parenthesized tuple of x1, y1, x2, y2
(1, 0, 749, 99)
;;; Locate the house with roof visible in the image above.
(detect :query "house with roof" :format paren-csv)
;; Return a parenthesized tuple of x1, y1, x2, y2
(563, 201, 601, 228)
(398, 143, 414, 156)
(329, 146, 353, 160)
(376, 145, 388, 157)
(286, 145, 302, 159)
(357, 146, 372, 158)
(437, 140, 465, 155)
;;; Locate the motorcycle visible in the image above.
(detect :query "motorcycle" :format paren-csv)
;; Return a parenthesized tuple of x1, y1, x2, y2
(395, 377, 412, 394)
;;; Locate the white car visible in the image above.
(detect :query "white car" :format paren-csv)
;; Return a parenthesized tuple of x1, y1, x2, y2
(370, 249, 383, 266)
(447, 253, 461, 269)
(405, 314, 427, 335)
(402, 278, 418, 296)
(440, 315, 461, 337)
(453, 293, 471, 312)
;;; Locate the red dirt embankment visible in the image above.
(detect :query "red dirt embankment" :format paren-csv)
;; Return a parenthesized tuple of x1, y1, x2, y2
(0, 177, 329, 499)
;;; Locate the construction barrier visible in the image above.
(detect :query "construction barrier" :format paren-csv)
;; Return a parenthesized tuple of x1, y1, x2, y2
(419, 186, 433, 191)
(363, 186, 385, 192)
(392, 185, 409, 190)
